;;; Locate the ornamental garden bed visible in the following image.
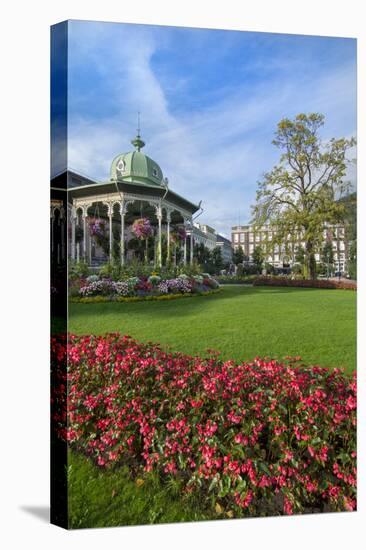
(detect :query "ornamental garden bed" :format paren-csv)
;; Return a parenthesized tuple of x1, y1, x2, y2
(52, 333, 356, 517)
(70, 289, 221, 304)
(69, 272, 220, 302)
(253, 276, 357, 290)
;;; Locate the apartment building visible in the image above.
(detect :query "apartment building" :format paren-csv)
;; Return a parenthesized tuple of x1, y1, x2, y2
(231, 224, 347, 273)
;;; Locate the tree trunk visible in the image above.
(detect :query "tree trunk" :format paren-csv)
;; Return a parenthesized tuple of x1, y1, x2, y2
(305, 240, 317, 280)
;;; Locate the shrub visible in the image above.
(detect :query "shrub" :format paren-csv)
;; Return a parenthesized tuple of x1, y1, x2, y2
(148, 275, 161, 286)
(253, 277, 357, 290)
(68, 260, 90, 280)
(52, 334, 356, 517)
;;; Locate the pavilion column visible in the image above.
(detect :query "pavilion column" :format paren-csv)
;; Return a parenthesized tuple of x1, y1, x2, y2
(190, 218, 194, 265)
(157, 207, 162, 268)
(166, 210, 171, 264)
(82, 208, 87, 261)
(120, 200, 125, 266)
(71, 207, 76, 261)
(108, 205, 113, 262)
(88, 231, 92, 265)
(183, 218, 188, 265)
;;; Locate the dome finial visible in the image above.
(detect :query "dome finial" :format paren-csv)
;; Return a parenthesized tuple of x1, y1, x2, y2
(131, 110, 145, 152)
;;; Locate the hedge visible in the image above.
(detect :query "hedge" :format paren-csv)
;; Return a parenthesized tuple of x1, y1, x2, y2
(253, 277, 357, 290)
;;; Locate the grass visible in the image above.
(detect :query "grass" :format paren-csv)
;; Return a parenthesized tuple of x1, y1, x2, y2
(69, 285, 356, 373)
(68, 451, 215, 528)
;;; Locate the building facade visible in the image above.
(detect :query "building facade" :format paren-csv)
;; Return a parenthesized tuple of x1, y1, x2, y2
(187, 223, 217, 251)
(231, 224, 348, 273)
(216, 234, 233, 264)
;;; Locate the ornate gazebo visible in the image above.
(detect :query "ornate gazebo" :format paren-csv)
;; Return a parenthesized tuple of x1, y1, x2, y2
(67, 131, 201, 267)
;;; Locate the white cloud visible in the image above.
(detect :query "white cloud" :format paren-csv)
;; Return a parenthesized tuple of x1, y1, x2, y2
(66, 24, 356, 238)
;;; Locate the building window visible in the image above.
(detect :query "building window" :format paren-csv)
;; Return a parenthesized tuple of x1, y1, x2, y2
(249, 233, 253, 241)
(240, 233, 245, 243)
(116, 159, 126, 173)
(255, 234, 260, 242)
(249, 244, 254, 253)
(234, 234, 239, 243)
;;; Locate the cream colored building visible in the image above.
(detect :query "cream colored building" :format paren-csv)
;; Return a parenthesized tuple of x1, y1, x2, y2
(231, 224, 348, 273)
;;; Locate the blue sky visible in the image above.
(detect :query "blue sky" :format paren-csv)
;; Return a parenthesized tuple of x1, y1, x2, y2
(62, 20, 356, 237)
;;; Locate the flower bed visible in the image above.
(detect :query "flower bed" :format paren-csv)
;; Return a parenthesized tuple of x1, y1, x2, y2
(70, 289, 221, 304)
(253, 276, 357, 290)
(72, 273, 219, 300)
(52, 334, 356, 517)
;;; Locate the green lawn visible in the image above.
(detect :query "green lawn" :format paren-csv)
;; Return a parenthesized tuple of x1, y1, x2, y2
(68, 451, 216, 528)
(69, 285, 356, 373)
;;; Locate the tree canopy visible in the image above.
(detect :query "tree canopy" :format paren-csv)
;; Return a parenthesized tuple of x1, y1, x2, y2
(252, 113, 356, 278)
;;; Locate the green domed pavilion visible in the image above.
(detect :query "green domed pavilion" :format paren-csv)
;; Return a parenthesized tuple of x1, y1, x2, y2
(67, 130, 201, 267)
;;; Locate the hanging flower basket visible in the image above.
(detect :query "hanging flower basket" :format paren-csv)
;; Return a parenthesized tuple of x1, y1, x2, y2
(89, 218, 106, 238)
(132, 218, 154, 240)
(170, 225, 187, 243)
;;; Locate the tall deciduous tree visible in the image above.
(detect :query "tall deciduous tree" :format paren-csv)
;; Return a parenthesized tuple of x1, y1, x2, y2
(211, 246, 224, 272)
(252, 245, 264, 273)
(232, 246, 244, 265)
(252, 113, 355, 279)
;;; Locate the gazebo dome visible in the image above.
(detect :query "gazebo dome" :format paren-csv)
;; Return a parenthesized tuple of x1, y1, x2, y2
(110, 132, 164, 187)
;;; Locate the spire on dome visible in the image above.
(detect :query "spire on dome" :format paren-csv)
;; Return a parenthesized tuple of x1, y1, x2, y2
(131, 111, 145, 152)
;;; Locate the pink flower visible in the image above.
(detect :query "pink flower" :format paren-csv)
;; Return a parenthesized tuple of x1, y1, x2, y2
(283, 496, 293, 515)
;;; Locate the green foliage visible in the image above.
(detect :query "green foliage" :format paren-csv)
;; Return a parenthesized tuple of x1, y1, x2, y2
(291, 263, 303, 275)
(232, 246, 244, 265)
(216, 275, 257, 284)
(294, 246, 305, 265)
(97, 258, 204, 281)
(348, 241, 357, 280)
(252, 246, 264, 273)
(211, 246, 224, 272)
(252, 113, 356, 279)
(338, 192, 356, 279)
(321, 241, 334, 277)
(68, 260, 90, 280)
(264, 262, 276, 275)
